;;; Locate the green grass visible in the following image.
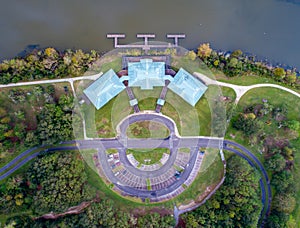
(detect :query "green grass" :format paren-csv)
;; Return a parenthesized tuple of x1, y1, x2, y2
(126, 121, 170, 138)
(173, 155, 224, 205)
(138, 97, 157, 111)
(84, 158, 146, 208)
(171, 55, 215, 79)
(127, 148, 169, 165)
(216, 73, 300, 94)
(199, 148, 220, 172)
(133, 86, 212, 136)
(237, 87, 300, 120)
(86, 55, 122, 74)
(82, 89, 132, 138)
(217, 74, 279, 86)
(178, 148, 190, 153)
(226, 87, 300, 161)
(146, 179, 151, 190)
(221, 86, 236, 101)
(106, 148, 118, 154)
(79, 149, 98, 173)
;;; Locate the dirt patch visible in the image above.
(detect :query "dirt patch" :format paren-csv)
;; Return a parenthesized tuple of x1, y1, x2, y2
(131, 207, 173, 217)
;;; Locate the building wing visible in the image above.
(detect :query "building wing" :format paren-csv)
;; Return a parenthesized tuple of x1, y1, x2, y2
(168, 68, 207, 106)
(83, 69, 126, 109)
(128, 59, 165, 89)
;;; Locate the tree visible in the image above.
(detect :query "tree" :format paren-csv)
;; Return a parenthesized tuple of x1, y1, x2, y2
(271, 170, 294, 193)
(24, 131, 39, 147)
(265, 154, 286, 172)
(27, 152, 88, 214)
(283, 146, 294, 161)
(266, 211, 288, 228)
(197, 43, 212, 58)
(273, 67, 286, 81)
(231, 49, 243, 58)
(44, 47, 58, 58)
(233, 113, 259, 136)
(0, 107, 7, 118)
(286, 120, 300, 131)
(186, 51, 197, 61)
(273, 193, 296, 214)
(182, 156, 261, 228)
(285, 71, 297, 85)
(228, 57, 239, 68)
(286, 215, 297, 228)
(1, 116, 11, 124)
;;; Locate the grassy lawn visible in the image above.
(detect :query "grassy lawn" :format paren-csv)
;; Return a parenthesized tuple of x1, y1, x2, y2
(79, 149, 98, 173)
(194, 94, 212, 136)
(138, 97, 157, 111)
(84, 157, 147, 209)
(171, 55, 216, 79)
(237, 87, 300, 120)
(291, 138, 300, 224)
(126, 121, 170, 138)
(82, 89, 132, 138)
(173, 154, 224, 205)
(225, 86, 300, 223)
(127, 148, 169, 165)
(106, 148, 118, 154)
(221, 86, 236, 100)
(161, 101, 182, 134)
(165, 89, 210, 136)
(178, 148, 190, 153)
(85, 54, 122, 75)
(215, 72, 299, 90)
(226, 87, 300, 159)
(199, 148, 220, 172)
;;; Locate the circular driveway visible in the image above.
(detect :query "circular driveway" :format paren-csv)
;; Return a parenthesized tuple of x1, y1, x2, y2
(93, 112, 209, 201)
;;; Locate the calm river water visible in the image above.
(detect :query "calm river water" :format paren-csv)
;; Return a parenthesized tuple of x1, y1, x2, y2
(1, 0, 300, 68)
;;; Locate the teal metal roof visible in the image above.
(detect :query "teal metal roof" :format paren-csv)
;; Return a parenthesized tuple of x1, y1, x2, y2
(128, 59, 165, 89)
(157, 99, 165, 106)
(168, 68, 207, 106)
(83, 69, 126, 110)
(129, 99, 138, 106)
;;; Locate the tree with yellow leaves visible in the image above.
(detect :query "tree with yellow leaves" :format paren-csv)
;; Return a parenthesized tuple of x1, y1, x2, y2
(197, 43, 212, 58)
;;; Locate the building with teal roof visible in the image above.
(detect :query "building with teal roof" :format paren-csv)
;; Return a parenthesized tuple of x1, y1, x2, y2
(83, 59, 208, 110)
(128, 59, 166, 89)
(83, 69, 126, 110)
(168, 68, 208, 106)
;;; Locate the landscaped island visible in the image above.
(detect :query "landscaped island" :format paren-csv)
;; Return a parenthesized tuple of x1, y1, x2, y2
(0, 43, 299, 228)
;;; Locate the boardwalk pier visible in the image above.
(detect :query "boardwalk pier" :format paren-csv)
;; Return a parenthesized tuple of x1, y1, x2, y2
(107, 33, 186, 52)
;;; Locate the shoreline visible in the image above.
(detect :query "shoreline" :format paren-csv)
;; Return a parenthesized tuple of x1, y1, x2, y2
(12, 44, 300, 76)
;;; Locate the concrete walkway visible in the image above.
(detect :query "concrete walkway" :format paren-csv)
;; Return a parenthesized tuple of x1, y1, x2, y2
(0, 73, 102, 89)
(194, 72, 300, 103)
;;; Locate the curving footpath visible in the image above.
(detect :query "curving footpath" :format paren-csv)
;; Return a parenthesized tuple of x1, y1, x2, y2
(194, 72, 300, 103)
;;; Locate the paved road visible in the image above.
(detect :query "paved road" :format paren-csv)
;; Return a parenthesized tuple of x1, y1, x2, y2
(0, 113, 271, 227)
(224, 140, 271, 225)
